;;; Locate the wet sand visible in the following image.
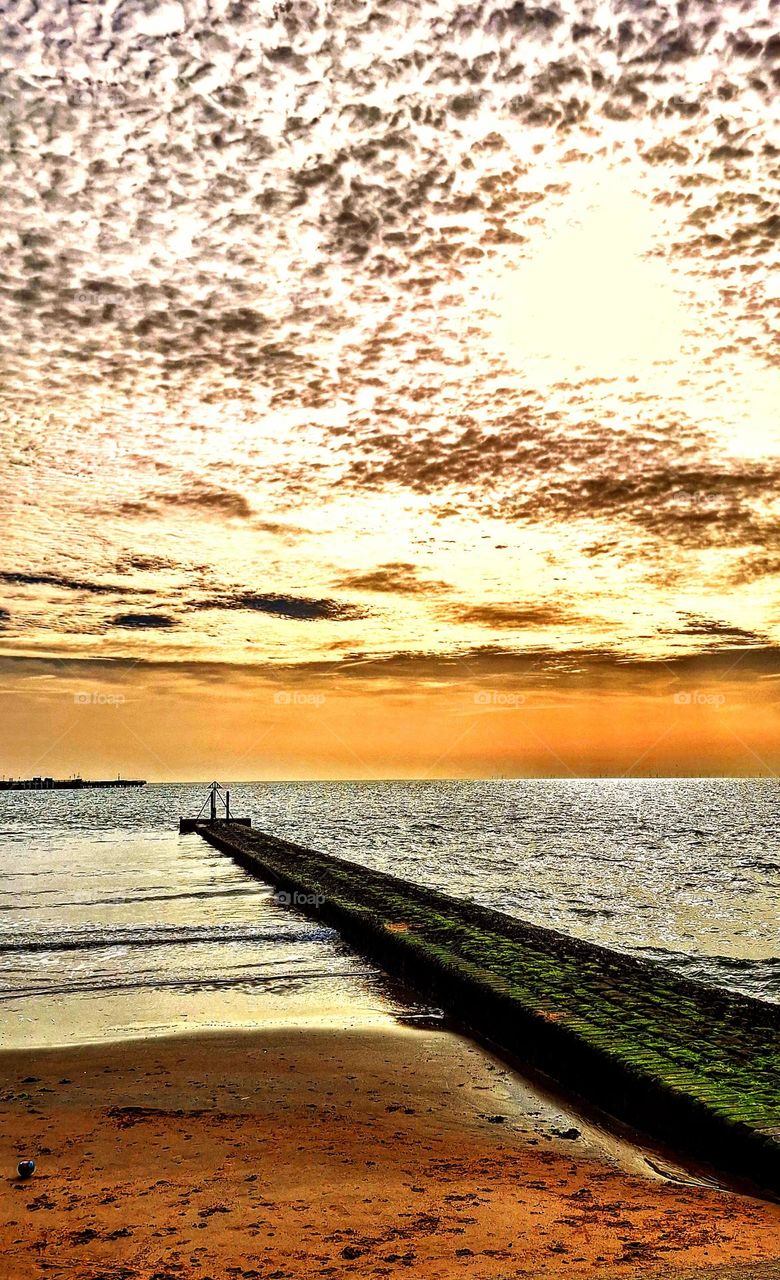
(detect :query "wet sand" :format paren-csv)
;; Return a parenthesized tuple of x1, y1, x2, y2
(1, 1026, 779, 1279)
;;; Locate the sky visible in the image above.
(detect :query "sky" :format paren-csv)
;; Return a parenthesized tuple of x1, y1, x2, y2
(2, 0, 780, 780)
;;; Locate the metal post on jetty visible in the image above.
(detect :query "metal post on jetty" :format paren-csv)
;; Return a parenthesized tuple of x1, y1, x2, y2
(179, 781, 251, 834)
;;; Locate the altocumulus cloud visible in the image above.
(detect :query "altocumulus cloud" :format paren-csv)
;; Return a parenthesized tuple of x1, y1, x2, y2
(336, 562, 449, 595)
(0, 570, 142, 596)
(117, 485, 253, 521)
(192, 592, 368, 622)
(2, 0, 780, 673)
(449, 603, 589, 629)
(111, 613, 179, 629)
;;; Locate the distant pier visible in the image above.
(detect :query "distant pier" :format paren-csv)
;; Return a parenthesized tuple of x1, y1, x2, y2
(0, 777, 146, 791)
(185, 817, 780, 1198)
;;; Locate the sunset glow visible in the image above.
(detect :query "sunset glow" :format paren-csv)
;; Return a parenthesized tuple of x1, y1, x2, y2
(2, 0, 780, 779)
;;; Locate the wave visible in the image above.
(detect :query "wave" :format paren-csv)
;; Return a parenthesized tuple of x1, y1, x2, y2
(635, 946, 780, 1002)
(0, 922, 335, 955)
(0, 885, 261, 910)
(0, 965, 378, 1003)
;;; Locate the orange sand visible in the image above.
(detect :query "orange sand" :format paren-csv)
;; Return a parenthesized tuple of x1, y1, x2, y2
(1, 1027, 779, 1279)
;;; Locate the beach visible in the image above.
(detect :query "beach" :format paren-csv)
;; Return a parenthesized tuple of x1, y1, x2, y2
(2, 785, 779, 1277)
(3, 1026, 780, 1280)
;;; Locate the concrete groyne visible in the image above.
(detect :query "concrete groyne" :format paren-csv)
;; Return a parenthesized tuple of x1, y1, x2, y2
(188, 820, 780, 1196)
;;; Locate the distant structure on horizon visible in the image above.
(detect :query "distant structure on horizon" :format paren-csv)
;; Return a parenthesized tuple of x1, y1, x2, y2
(0, 776, 146, 791)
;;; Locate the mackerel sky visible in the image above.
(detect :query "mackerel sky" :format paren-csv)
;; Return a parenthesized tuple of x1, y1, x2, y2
(2, 0, 779, 776)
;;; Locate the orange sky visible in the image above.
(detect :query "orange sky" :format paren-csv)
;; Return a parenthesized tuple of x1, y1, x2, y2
(3, 653, 779, 781)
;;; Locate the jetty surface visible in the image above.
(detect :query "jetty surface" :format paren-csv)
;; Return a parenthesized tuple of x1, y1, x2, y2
(188, 819, 780, 1196)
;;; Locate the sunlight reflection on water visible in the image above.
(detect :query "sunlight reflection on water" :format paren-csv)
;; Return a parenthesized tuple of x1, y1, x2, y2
(1, 778, 778, 1045)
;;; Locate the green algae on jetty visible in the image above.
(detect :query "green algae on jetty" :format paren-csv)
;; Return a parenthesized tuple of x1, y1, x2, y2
(188, 820, 780, 1195)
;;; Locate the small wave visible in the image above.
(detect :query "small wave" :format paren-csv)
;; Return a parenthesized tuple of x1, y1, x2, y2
(0, 923, 335, 956)
(1, 885, 262, 911)
(0, 966, 378, 1003)
(637, 946, 780, 970)
(634, 946, 780, 1001)
(98, 886, 261, 906)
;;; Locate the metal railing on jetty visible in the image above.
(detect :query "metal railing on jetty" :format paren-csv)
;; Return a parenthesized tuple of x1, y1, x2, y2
(179, 781, 251, 833)
(179, 808, 780, 1199)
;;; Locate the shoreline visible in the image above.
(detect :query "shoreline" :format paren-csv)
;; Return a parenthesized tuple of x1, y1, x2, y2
(191, 819, 780, 1194)
(3, 1025, 780, 1279)
(4, 1017, 752, 1194)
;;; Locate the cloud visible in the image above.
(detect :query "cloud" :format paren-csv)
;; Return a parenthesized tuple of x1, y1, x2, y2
(118, 485, 253, 521)
(3, 640, 780, 693)
(254, 520, 311, 538)
(0, 571, 141, 596)
(728, 554, 780, 586)
(110, 613, 179, 629)
(307, 641, 780, 689)
(193, 592, 367, 621)
(2, 0, 780, 682)
(448, 603, 587, 629)
(675, 616, 765, 644)
(346, 423, 780, 554)
(336, 562, 449, 594)
(115, 553, 177, 573)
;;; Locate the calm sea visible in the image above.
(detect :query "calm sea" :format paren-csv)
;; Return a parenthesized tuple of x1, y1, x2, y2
(1, 779, 778, 1047)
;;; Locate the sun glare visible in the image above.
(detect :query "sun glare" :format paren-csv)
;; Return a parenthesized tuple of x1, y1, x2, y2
(491, 176, 690, 380)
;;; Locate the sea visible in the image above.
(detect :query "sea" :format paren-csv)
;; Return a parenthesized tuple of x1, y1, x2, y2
(1, 779, 778, 1049)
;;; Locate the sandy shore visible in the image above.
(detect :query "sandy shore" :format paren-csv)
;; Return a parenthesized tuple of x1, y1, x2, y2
(1, 1026, 779, 1280)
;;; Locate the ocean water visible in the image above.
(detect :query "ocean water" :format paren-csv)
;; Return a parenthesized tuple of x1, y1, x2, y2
(1, 779, 778, 1047)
